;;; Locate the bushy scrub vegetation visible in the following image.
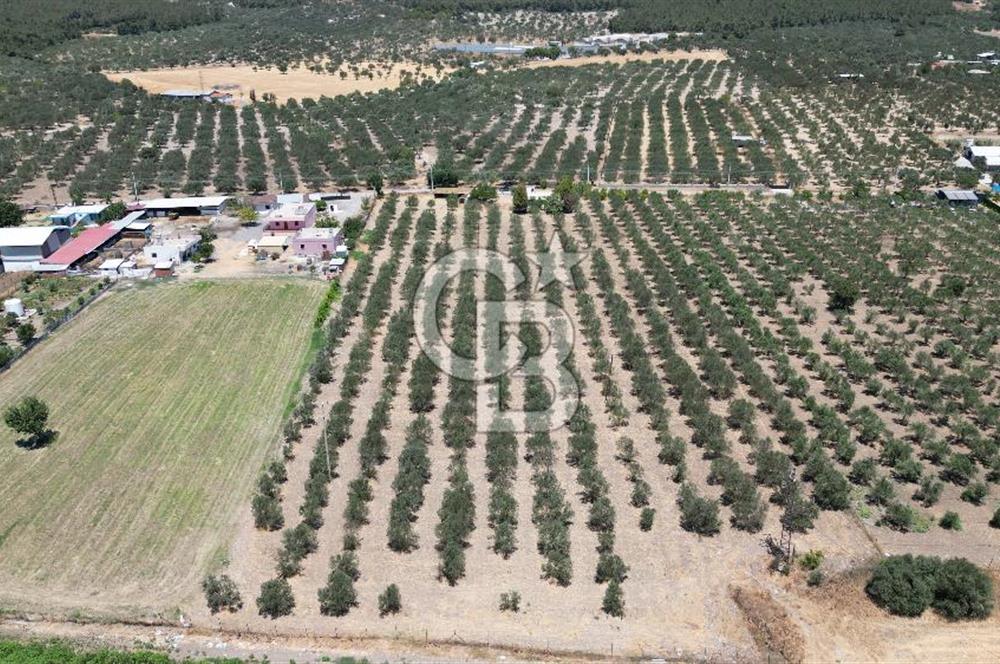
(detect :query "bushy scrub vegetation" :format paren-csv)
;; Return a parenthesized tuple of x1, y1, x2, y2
(867, 555, 993, 620)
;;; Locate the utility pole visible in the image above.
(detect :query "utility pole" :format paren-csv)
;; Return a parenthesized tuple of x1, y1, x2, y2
(586, 163, 590, 185)
(49, 183, 58, 208)
(132, 171, 139, 201)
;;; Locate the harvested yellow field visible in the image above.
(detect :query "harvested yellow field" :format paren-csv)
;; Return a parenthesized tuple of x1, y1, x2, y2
(105, 61, 451, 103)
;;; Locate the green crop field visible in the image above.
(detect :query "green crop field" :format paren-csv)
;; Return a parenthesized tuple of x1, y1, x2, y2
(0, 279, 323, 615)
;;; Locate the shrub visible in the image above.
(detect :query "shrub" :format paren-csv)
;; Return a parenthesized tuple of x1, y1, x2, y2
(202, 574, 242, 613)
(991, 507, 1000, 529)
(867, 555, 994, 620)
(677, 484, 720, 536)
(932, 558, 994, 620)
(499, 590, 521, 612)
(849, 458, 877, 486)
(639, 507, 655, 532)
(378, 583, 401, 617)
(780, 487, 819, 533)
(602, 578, 625, 618)
(880, 502, 916, 532)
(807, 569, 824, 587)
(318, 568, 357, 617)
(960, 483, 988, 505)
(939, 511, 962, 531)
(813, 467, 851, 511)
(252, 493, 284, 531)
(799, 549, 824, 571)
(866, 555, 937, 617)
(257, 578, 295, 618)
(595, 552, 628, 584)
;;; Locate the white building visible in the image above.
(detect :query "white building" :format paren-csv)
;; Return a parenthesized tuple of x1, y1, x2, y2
(0, 226, 72, 271)
(143, 236, 200, 265)
(97, 258, 136, 278)
(138, 196, 230, 218)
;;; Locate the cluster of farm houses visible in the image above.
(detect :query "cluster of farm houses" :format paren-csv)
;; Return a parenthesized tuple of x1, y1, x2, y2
(0, 192, 357, 277)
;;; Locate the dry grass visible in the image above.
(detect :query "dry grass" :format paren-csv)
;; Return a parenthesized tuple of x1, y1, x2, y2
(105, 61, 452, 103)
(0, 279, 323, 615)
(730, 585, 806, 664)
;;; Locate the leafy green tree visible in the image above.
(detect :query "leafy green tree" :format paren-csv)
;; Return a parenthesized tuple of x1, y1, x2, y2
(0, 200, 23, 228)
(4, 395, 51, 446)
(15, 323, 34, 346)
(257, 578, 295, 618)
(318, 568, 357, 616)
(677, 483, 720, 535)
(252, 493, 284, 531)
(932, 558, 993, 620)
(866, 555, 937, 617)
(512, 183, 528, 214)
(367, 170, 384, 197)
(100, 201, 128, 222)
(828, 275, 860, 312)
(469, 181, 497, 202)
(202, 574, 242, 613)
(813, 467, 851, 510)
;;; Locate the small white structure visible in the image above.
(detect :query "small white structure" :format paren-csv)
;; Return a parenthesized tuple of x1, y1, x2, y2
(97, 258, 136, 278)
(143, 236, 200, 265)
(276, 193, 306, 205)
(256, 235, 289, 254)
(4, 298, 24, 317)
(527, 185, 553, 201)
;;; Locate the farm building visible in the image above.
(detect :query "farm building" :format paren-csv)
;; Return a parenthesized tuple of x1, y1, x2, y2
(49, 204, 107, 227)
(257, 235, 289, 254)
(143, 236, 200, 265)
(38, 212, 144, 271)
(122, 220, 153, 239)
(263, 203, 317, 232)
(276, 193, 307, 205)
(153, 261, 174, 277)
(964, 144, 1000, 171)
(40, 224, 123, 271)
(249, 194, 278, 212)
(433, 43, 529, 56)
(317, 191, 370, 222)
(937, 189, 980, 206)
(293, 227, 343, 259)
(161, 89, 234, 104)
(0, 226, 71, 271)
(136, 196, 230, 218)
(97, 258, 136, 278)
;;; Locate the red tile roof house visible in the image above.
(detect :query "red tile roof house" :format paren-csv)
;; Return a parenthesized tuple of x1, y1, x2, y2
(293, 227, 343, 259)
(263, 203, 317, 233)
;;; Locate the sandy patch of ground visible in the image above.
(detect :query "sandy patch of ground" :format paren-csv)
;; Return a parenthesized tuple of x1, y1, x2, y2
(975, 29, 1000, 38)
(522, 48, 728, 70)
(930, 129, 1000, 145)
(105, 61, 451, 104)
(954, 0, 986, 12)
